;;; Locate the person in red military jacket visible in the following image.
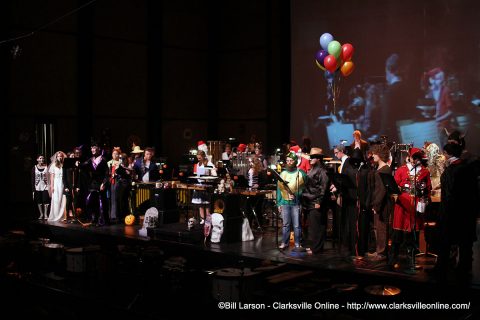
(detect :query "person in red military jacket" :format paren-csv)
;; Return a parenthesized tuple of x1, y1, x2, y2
(390, 147, 431, 267)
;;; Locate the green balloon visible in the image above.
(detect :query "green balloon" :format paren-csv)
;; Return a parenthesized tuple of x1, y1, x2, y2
(327, 41, 342, 59)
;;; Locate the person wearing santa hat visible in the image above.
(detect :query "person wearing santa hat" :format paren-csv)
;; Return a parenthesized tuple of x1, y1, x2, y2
(390, 147, 431, 267)
(289, 145, 311, 173)
(237, 143, 247, 153)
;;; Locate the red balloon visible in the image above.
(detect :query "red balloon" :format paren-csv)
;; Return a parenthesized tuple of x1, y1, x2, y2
(341, 43, 354, 62)
(324, 54, 337, 73)
(340, 61, 355, 77)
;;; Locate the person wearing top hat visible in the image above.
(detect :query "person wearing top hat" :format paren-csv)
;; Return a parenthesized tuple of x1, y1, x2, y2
(390, 147, 431, 266)
(301, 148, 329, 254)
(343, 148, 371, 257)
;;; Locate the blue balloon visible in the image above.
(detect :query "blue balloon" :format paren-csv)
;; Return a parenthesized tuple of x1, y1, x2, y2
(315, 49, 328, 66)
(319, 33, 334, 51)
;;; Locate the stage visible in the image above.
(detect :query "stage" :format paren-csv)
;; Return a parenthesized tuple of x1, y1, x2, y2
(1, 218, 480, 319)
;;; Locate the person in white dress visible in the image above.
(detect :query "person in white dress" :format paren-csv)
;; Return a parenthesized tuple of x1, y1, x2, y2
(48, 151, 67, 222)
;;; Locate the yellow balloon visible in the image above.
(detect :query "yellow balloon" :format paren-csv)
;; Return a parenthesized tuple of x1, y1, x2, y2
(315, 59, 326, 71)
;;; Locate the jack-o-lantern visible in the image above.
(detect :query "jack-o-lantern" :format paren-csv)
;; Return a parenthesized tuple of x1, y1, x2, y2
(125, 214, 136, 226)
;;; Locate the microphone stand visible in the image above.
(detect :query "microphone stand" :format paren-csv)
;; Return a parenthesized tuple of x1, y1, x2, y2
(69, 163, 91, 227)
(405, 162, 422, 274)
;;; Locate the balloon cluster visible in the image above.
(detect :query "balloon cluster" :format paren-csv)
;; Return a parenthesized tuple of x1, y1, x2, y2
(315, 33, 355, 77)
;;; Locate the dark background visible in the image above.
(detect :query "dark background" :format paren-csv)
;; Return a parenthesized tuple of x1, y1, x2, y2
(3, 0, 480, 221)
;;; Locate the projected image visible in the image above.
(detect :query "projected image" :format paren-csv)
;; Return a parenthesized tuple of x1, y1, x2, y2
(291, 0, 480, 153)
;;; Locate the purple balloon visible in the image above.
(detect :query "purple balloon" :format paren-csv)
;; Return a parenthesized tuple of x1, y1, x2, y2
(315, 49, 328, 66)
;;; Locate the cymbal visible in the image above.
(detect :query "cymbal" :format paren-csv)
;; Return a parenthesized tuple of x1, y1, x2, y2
(364, 285, 401, 296)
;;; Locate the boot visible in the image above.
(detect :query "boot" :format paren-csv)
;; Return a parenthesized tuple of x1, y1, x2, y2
(43, 204, 50, 220)
(37, 204, 44, 220)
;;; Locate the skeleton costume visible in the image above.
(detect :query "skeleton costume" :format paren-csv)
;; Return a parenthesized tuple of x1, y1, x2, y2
(31, 155, 50, 219)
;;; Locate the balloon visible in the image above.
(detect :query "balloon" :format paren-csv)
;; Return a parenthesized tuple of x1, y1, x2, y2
(319, 33, 334, 51)
(314, 49, 328, 66)
(341, 43, 354, 61)
(340, 61, 355, 77)
(324, 54, 338, 73)
(327, 41, 342, 59)
(315, 59, 326, 71)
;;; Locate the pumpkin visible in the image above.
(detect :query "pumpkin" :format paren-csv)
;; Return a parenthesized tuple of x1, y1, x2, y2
(125, 214, 136, 226)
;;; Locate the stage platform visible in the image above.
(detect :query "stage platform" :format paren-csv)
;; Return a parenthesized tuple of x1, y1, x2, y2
(1, 218, 480, 319)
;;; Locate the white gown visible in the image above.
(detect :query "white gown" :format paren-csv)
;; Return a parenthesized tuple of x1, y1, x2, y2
(48, 165, 66, 222)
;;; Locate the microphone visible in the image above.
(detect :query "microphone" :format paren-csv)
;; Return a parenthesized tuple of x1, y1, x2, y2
(357, 162, 364, 172)
(410, 160, 421, 171)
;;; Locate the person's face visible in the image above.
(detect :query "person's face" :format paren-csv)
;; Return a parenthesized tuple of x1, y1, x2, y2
(309, 158, 319, 165)
(255, 148, 261, 155)
(334, 149, 343, 159)
(37, 156, 45, 164)
(225, 146, 231, 153)
(112, 150, 120, 160)
(144, 150, 153, 160)
(56, 153, 64, 161)
(285, 157, 296, 169)
(196, 154, 203, 163)
(91, 146, 100, 156)
(372, 153, 380, 163)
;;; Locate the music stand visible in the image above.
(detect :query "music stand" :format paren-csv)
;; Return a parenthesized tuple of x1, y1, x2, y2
(63, 158, 91, 227)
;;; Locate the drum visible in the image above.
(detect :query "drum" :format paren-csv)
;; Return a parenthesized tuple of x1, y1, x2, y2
(211, 267, 259, 301)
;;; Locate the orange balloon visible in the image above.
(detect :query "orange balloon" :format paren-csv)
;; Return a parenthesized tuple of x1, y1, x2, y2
(340, 61, 355, 77)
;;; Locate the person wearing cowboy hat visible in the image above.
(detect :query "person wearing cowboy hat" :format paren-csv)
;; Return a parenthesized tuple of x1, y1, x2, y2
(131, 145, 144, 161)
(301, 148, 329, 254)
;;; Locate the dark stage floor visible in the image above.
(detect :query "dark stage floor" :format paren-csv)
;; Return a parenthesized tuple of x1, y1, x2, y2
(1, 218, 480, 319)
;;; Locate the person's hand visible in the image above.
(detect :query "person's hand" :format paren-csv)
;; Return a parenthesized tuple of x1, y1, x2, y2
(32, 192, 35, 200)
(288, 194, 295, 201)
(314, 203, 320, 209)
(277, 206, 282, 213)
